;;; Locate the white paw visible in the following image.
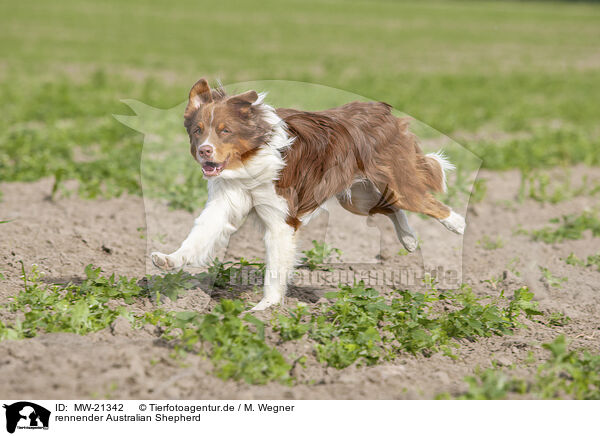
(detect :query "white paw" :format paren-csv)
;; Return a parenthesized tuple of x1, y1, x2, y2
(249, 297, 282, 311)
(151, 251, 183, 270)
(400, 234, 419, 252)
(440, 211, 466, 235)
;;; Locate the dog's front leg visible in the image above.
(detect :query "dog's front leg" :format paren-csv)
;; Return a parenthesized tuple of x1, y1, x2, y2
(251, 212, 296, 311)
(151, 190, 250, 270)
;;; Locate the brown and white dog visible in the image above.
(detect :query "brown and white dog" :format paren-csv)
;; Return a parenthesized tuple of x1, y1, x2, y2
(151, 78, 465, 310)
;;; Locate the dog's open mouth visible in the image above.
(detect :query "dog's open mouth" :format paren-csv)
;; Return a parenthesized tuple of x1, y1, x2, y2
(201, 159, 227, 177)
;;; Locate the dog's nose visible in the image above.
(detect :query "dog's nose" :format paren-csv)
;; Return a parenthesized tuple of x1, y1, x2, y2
(197, 145, 213, 159)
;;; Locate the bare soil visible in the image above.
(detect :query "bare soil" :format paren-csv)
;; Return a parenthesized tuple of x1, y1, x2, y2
(1, 167, 599, 399)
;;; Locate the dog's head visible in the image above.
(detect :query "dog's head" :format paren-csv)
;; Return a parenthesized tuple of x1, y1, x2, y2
(183, 78, 272, 178)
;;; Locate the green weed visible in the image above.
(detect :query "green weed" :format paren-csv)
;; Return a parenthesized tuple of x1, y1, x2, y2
(450, 366, 528, 400)
(141, 269, 201, 302)
(586, 253, 600, 271)
(448, 336, 600, 399)
(0, 261, 291, 384)
(0, 263, 142, 340)
(477, 235, 504, 250)
(273, 304, 311, 342)
(206, 258, 265, 289)
(564, 252, 586, 267)
(539, 266, 568, 289)
(530, 210, 600, 243)
(141, 257, 265, 302)
(519, 170, 600, 205)
(0, 263, 545, 385)
(546, 312, 570, 327)
(275, 281, 541, 369)
(469, 128, 600, 172)
(141, 300, 292, 385)
(300, 241, 342, 271)
(564, 252, 600, 272)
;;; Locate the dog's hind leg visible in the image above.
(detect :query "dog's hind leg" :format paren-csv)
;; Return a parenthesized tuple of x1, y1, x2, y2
(336, 180, 419, 251)
(395, 192, 465, 235)
(387, 209, 419, 252)
(368, 151, 465, 235)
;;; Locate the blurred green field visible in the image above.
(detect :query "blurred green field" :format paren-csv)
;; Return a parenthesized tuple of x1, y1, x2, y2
(1, 0, 599, 209)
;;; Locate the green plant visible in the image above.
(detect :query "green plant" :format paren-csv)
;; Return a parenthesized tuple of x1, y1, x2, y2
(539, 266, 568, 288)
(453, 366, 528, 400)
(546, 311, 570, 327)
(274, 281, 541, 369)
(141, 300, 293, 385)
(0, 263, 142, 340)
(141, 269, 201, 302)
(273, 304, 311, 341)
(477, 235, 504, 250)
(207, 258, 265, 288)
(519, 170, 600, 204)
(300, 241, 342, 271)
(448, 336, 600, 399)
(506, 286, 543, 321)
(586, 253, 600, 271)
(530, 210, 600, 243)
(564, 252, 600, 272)
(535, 335, 600, 399)
(564, 252, 585, 267)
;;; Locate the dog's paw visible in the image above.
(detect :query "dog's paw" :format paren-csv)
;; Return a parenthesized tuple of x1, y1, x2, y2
(440, 211, 466, 235)
(248, 298, 281, 312)
(151, 251, 182, 270)
(400, 234, 419, 252)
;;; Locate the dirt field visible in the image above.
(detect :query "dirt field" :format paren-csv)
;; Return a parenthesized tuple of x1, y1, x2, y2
(1, 165, 599, 399)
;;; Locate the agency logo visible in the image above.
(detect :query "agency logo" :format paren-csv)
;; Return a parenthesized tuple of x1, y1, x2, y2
(2, 402, 50, 434)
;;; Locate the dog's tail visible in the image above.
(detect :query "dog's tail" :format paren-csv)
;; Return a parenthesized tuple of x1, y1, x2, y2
(420, 150, 455, 193)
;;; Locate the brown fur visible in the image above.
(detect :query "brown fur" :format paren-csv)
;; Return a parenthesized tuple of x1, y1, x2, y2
(275, 102, 451, 225)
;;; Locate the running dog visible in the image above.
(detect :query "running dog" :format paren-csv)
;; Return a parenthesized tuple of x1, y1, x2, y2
(151, 78, 465, 310)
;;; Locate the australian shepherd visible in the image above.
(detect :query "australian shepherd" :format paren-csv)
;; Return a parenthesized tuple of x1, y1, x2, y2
(151, 78, 466, 310)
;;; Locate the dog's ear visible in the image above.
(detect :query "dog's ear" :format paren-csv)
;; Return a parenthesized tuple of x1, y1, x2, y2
(227, 90, 259, 116)
(187, 78, 213, 111)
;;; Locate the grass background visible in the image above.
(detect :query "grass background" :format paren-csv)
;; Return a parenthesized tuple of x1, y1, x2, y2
(1, 0, 599, 205)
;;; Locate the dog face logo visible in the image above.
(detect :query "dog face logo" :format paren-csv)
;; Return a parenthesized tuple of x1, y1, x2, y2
(3, 402, 50, 434)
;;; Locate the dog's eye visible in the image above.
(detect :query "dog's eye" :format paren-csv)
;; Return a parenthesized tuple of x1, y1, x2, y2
(194, 126, 203, 135)
(221, 127, 231, 134)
